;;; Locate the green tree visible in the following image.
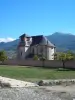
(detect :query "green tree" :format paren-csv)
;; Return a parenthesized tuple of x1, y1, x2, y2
(58, 52, 66, 68)
(54, 53, 59, 60)
(58, 51, 74, 68)
(40, 56, 46, 67)
(0, 51, 7, 62)
(66, 51, 74, 60)
(40, 56, 46, 60)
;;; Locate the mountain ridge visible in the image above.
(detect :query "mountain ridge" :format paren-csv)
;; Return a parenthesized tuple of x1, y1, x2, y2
(0, 32, 75, 53)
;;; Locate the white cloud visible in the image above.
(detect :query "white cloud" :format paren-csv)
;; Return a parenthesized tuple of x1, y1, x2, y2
(0, 37, 15, 43)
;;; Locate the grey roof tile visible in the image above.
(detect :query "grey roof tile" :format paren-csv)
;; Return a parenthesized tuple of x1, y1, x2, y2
(31, 35, 55, 47)
(19, 34, 55, 47)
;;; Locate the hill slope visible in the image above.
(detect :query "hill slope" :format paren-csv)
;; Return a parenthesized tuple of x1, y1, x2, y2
(0, 39, 19, 51)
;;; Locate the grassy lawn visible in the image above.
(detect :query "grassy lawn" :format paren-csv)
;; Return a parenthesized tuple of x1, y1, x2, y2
(0, 65, 75, 82)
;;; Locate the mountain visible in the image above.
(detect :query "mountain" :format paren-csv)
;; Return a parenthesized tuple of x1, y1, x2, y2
(47, 32, 75, 52)
(0, 32, 75, 57)
(0, 39, 19, 58)
(0, 39, 19, 51)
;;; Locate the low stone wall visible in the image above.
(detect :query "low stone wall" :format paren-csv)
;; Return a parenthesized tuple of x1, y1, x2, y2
(2, 59, 43, 67)
(44, 60, 62, 68)
(1, 59, 62, 68)
(1, 59, 75, 69)
(65, 61, 75, 69)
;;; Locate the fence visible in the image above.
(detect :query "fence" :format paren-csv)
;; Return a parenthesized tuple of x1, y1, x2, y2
(0, 59, 75, 69)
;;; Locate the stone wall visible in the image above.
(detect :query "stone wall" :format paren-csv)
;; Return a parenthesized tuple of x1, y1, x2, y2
(1, 59, 75, 69)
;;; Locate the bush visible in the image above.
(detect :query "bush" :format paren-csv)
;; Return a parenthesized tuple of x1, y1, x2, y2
(40, 56, 46, 61)
(33, 55, 39, 60)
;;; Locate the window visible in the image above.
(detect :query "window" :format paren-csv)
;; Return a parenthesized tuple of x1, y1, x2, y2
(32, 49, 34, 54)
(21, 51, 22, 56)
(51, 47, 53, 49)
(40, 47, 43, 53)
(38, 46, 43, 55)
(27, 41, 31, 45)
(31, 47, 34, 54)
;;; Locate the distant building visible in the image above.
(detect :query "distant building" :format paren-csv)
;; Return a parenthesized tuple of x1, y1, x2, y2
(17, 34, 56, 60)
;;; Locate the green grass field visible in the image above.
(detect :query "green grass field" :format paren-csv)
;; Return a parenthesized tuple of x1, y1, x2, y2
(0, 65, 75, 82)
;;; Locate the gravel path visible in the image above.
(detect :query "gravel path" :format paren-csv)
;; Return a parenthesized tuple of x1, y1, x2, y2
(0, 87, 74, 100)
(0, 76, 75, 100)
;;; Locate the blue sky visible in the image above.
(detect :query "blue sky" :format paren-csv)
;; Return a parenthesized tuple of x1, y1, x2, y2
(0, 0, 75, 39)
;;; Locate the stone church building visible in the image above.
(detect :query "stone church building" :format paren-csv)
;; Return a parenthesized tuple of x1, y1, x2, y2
(17, 34, 55, 60)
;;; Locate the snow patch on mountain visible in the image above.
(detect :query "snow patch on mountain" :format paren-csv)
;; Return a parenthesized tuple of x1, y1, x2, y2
(0, 38, 15, 43)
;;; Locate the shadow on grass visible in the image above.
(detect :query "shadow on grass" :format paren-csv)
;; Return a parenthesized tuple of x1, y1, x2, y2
(33, 66, 75, 71)
(56, 68, 75, 71)
(11, 65, 75, 71)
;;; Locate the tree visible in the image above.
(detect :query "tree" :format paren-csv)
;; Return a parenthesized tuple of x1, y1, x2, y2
(66, 51, 74, 60)
(54, 53, 58, 60)
(40, 56, 46, 67)
(40, 56, 46, 60)
(58, 52, 66, 68)
(0, 51, 7, 62)
(58, 51, 74, 68)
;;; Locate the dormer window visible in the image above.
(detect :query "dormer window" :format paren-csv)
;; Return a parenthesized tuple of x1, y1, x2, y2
(26, 41, 31, 45)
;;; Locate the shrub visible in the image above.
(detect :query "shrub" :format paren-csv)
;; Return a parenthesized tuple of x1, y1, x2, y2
(33, 55, 39, 60)
(40, 56, 46, 61)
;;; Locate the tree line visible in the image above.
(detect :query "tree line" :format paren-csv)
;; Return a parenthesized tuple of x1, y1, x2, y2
(33, 50, 75, 68)
(0, 50, 75, 68)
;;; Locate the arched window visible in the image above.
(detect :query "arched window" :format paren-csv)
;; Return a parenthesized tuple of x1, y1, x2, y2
(32, 48, 34, 54)
(40, 47, 43, 53)
(38, 46, 43, 56)
(21, 51, 22, 56)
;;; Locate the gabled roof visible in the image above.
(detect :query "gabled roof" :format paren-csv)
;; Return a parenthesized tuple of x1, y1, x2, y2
(31, 35, 43, 46)
(19, 33, 30, 38)
(31, 35, 55, 47)
(19, 33, 55, 47)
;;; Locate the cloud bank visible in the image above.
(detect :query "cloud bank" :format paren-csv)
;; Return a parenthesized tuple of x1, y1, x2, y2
(0, 38, 15, 43)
